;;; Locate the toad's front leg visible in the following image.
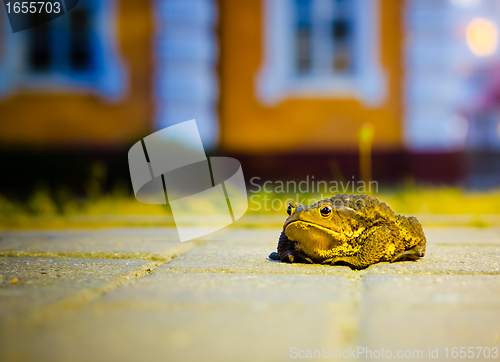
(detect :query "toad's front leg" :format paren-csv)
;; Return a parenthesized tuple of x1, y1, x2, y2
(269, 231, 313, 264)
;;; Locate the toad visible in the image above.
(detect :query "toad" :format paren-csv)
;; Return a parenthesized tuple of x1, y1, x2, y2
(269, 194, 426, 269)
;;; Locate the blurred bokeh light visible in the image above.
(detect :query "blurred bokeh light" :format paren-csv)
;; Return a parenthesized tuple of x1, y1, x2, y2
(466, 17, 498, 57)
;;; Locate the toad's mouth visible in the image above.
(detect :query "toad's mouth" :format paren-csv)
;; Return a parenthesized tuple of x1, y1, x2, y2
(284, 220, 340, 236)
(284, 220, 344, 250)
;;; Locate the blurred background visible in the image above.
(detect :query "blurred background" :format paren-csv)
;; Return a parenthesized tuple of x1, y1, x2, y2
(1, 0, 500, 225)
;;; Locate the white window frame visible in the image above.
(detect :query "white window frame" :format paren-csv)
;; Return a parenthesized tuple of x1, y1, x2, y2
(256, 0, 386, 107)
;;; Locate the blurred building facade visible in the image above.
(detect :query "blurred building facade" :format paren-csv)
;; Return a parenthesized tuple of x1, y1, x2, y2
(1, 0, 500, 186)
(219, 0, 409, 182)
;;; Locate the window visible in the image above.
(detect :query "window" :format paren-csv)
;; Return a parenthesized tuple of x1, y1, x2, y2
(257, 0, 386, 106)
(27, 4, 93, 73)
(0, 0, 126, 100)
(293, 0, 356, 75)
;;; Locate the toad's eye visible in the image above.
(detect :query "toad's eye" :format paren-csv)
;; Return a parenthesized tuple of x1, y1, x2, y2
(320, 205, 332, 218)
(287, 205, 293, 216)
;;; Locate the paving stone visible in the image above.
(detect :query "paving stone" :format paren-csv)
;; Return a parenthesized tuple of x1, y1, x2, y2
(0, 272, 358, 362)
(358, 275, 500, 357)
(165, 242, 357, 276)
(0, 257, 149, 320)
(366, 243, 500, 275)
(0, 228, 192, 260)
(163, 240, 500, 276)
(198, 227, 282, 244)
(361, 274, 500, 309)
(424, 227, 500, 245)
(0, 227, 499, 362)
(101, 271, 357, 307)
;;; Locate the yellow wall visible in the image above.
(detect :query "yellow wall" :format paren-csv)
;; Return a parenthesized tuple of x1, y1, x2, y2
(219, 0, 404, 153)
(0, 0, 154, 148)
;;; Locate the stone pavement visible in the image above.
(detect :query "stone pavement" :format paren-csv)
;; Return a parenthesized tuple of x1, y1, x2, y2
(0, 226, 499, 361)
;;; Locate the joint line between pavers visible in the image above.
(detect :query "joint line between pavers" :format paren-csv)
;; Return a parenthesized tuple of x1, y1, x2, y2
(0, 241, 197, 262)
(0, 251, 175, 262)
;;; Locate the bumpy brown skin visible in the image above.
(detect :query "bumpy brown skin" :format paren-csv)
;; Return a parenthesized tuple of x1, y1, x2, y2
(269, 194, 426, 269)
